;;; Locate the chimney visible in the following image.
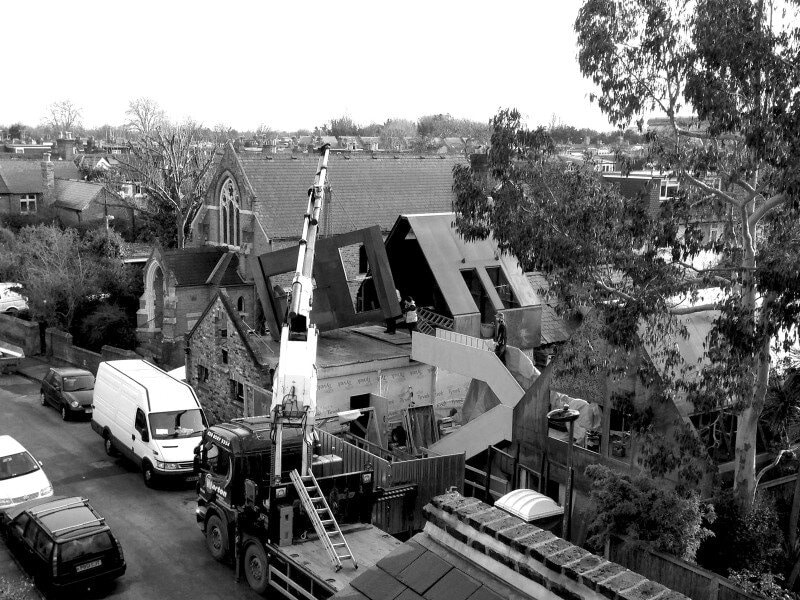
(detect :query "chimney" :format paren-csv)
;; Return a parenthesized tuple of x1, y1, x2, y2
(57, 137, 76, 162)
(41, 153, 55, 206)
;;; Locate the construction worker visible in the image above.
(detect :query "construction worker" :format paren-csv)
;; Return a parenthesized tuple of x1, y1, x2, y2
(404, 297, 418, 333)
(494, 312, 507, 364)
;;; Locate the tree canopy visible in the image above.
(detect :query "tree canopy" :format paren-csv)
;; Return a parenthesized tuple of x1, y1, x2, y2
(453, 0, 800, 519)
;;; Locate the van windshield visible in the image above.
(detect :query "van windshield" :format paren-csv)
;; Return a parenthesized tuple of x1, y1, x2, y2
(149, 409, 206, 439)
(0, 451, 39, 480)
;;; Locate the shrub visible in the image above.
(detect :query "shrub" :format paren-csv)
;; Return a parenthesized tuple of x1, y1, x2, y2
(585, 464, 714, 562)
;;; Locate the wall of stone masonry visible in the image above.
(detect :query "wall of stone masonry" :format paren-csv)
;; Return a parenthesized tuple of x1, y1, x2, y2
(185, 295, 272, 424)
(426, 492, 689, 600)
(0, 313, 40, 356)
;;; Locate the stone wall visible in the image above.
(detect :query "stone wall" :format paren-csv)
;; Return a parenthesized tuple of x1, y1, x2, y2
(426, 492, 688, 600)
(0, 313, 40, 356)
(46, 328, 139, 374)
(185, 294, 271, 424)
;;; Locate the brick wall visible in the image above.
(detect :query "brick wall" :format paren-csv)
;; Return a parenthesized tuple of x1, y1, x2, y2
(0, 313, 40, 355)
(426, 492, 688, 600)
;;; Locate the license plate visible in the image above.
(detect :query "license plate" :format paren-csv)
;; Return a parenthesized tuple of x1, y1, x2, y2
(187, 475, 199, 482)
(76, 559, 102, 572)
(85, 408, 93, 413)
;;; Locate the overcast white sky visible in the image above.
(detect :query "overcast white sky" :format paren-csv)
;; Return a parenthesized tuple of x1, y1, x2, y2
(4, 0, 616, 132)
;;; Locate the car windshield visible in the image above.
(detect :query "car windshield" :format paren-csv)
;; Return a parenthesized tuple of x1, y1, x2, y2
(149, 409, 206, 439)
(0, 451, 39, 480)
(62, 375, 95, 392)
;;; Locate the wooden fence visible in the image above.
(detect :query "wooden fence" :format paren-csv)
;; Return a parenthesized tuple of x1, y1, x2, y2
(317, 429, 464, 533)
(608, 536, 762, 600)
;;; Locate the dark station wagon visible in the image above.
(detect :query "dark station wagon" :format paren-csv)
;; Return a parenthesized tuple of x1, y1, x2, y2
(1, 496, 126, 594)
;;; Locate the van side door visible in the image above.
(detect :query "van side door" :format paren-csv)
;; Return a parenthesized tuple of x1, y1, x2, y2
(131, 408, 150, 462)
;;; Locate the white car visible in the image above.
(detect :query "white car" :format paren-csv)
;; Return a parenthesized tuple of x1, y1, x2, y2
(0, 283, 28, 316)
(0, 435, 53, 512)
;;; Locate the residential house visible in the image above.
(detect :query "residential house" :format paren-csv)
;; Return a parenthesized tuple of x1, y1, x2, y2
(137, 142, 465, 363)
(185, 288, 472, 433)
(0, 154, 81, 216)
(51, 179, 133, 226)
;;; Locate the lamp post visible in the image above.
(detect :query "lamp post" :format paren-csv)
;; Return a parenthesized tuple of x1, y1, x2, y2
(547, 404, 580, 541)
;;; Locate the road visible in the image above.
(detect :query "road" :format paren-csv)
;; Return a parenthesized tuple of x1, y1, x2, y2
(0, 372, 261, 600)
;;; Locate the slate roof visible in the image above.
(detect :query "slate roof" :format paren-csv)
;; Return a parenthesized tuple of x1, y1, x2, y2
(236, 153, 464, 239)
(525, 272, 571, 345)
(337, 536, 504, 600)
(0, 160, 81, 194)
(52, 179, 105, 211)
(162, 246, 245, 287)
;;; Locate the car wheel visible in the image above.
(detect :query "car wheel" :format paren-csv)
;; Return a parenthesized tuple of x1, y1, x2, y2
(243, 543, 269, 594)
(61, 405, 69, 421)
(40, 392, 47, 406)
(142, 462, 157, 488)
(104, 435, 118, 457)
(6, 308, 17, 317)
(205, 515, 229, 562)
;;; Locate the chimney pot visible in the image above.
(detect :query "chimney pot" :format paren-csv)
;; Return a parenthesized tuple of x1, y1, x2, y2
(43, 152, 51, 162)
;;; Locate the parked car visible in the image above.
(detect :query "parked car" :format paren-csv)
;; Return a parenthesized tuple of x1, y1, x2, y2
(40, 367, 95, 421)
(0, 436, 53, 513)
(0, 283, 28, 316)
(91, 360, 207, 487)
(0, 496, 126, 593)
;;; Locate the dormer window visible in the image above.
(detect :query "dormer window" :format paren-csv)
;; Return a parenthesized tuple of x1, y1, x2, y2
(219, 177, 240, 247)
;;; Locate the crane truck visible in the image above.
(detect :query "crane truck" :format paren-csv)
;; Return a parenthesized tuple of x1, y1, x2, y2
(194, 148, 401, 599)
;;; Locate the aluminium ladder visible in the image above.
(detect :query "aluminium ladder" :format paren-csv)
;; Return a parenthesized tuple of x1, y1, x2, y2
(289, 469, 357, 572)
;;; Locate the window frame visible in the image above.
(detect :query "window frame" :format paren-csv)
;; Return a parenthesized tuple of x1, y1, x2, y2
(218, 177, 241, 248)
(19, 194, 37, 214)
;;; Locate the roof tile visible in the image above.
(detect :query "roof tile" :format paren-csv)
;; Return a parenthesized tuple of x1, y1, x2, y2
(423, 568, 480, 600)
(350, 566, 407, 600)
(397, 551, 453, 595)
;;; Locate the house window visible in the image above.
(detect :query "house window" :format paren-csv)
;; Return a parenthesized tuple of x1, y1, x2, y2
(19, 195, 37, 214)
(659, 180, 679, 200)
(237, 296, 245, 313)
(222, 349, 228, 364)
(609, 402, 632, 460)
(230, 379, 244, 403)
(197, 364, 209, 383)
(219, 177, 240, 247)
(358, 245, 368, 274)
(709, 223, 720, 242)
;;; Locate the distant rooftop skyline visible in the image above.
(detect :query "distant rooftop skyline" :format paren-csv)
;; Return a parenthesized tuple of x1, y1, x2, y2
(4, 0, 620, 133)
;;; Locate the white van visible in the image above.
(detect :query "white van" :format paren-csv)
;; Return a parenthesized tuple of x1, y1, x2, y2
(91, 360, 207, 487)
(0, 283, 28, 316)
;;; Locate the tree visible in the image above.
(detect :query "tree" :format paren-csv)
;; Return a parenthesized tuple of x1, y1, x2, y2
(125, 97, 165, 136)
(585, 464, 714, 562)
(116, 119, 219, 248)
(380, 118, 416, 151)
(574, 0, 800, 511)
(7, 122, 25, 141)
(327, 116, 359, 137)
(43, 100, 82, 135)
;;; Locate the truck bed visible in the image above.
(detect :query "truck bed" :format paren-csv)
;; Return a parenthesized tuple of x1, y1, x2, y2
(280, 524, 401, 593)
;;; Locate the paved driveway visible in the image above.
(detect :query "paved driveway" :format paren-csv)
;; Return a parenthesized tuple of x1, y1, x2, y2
(0, 372, 260, 600)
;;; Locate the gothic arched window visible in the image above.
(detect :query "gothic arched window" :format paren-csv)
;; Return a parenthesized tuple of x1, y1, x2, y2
(219, 177, 240, 247)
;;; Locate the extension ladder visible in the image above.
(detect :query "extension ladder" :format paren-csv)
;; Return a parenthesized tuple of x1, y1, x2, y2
(289, 469, 357, 572)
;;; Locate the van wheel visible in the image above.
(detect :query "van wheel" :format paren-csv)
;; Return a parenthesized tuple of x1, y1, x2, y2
(104, 435, 118, 457)
(243, 543, 269, 594)
(142, 462, 157, 488)
(205, 515, 229, 562)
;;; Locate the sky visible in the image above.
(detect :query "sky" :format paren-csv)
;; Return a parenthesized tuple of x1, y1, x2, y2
(3, 0, 617, 133)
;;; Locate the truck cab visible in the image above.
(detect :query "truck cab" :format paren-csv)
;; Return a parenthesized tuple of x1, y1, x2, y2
(195, 418, 393, 599)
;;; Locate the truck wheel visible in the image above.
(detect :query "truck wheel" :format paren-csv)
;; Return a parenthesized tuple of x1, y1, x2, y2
(205, 515, 229, 562)
(142, 462, 157, 488)
(243, 543, 269, 594)
(104, 435, 118, 457)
